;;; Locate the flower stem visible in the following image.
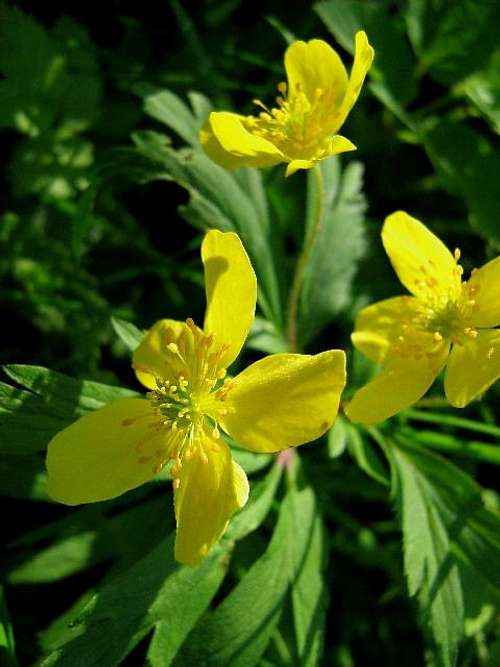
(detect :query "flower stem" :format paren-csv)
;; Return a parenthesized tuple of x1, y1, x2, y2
(286, 165, 325, 352)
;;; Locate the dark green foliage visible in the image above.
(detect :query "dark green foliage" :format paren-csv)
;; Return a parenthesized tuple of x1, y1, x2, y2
(2, 2, 500, 666)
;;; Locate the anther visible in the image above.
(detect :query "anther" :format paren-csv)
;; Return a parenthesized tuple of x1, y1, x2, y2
(433, 332, 443, 341)
(464, 327, 478, 338)
(454, 248, 461, 262)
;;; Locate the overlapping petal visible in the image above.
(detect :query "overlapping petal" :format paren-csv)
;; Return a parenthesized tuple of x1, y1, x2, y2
(351, 296, 421, 364)
(444, 331, 500, 408)
(467, 256, 500, 328)
(333, 31, 374, 132)
(284, 38, 348, 105)
(382, 211, 461, 299)
(46, 398, 162, 504)
(174, 437, 249, 566)
(132, 319, 185, 390)
(285, 136, 356, 175)
(202, 112, 284, 170)
(202, 229, 257, 368)
(345, 346, 449, 424)
(218, 350, 346, 452)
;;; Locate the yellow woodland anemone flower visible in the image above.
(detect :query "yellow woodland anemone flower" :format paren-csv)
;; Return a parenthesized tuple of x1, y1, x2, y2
(345, 212, 500, 424)
(200, 32, 374, 176)
(46, 230, 346, 566)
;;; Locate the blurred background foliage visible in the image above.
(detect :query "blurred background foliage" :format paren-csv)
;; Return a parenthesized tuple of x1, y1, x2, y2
(1, 1, 500, 665)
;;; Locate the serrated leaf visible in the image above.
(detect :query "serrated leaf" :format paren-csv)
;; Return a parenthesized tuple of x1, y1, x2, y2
(99, 126, 286, 329)
(111, 317, 144, 352)
(389, 437, 500, 665)
(39, 465, 281, 666)
(298, 157, 367, 345)
(38, 533, 225, 667)
(176, 461, 322, 667)
(147, 465, 282, 666)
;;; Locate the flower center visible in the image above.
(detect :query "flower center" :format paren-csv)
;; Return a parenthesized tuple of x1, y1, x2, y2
(391, 256, 481, 362)
(132, 318, 233, 482)
(245, 82, 338, 160)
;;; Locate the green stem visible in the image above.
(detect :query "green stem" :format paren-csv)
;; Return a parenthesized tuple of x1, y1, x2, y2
(404, 409, 500, 439)
(286, 165, 324, 352)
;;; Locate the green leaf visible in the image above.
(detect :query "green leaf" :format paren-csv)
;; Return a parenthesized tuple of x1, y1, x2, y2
(39, 533, 226, 667)
(100, 129, 285, 329)
(230, 446, 273, 476)
(147, 465, 282, 666)
(40, 465, 282, 666)
(2, 364, 137, 420)
(176, 463, 321, 667)
(421, 119, 500, 247)
(315, 0, 417, 106)
(346, 425, 389, 487)
(461, 48, 500, 133)
(246, 316, 288, 355)
(223, 463, 283, 545)
(288, 463, 327, 667)
(405, 0, 500, 85)
(6, 494, 168, 584)
(111, 316, 144, 352)
(389, 437, 500, 664)
(0, 586, 18, 667)
(298, 157, 367, 345)
(138, 85, 211, 147)
(328, 416, 348, 459)
(390, 441, 465, 665)
(0, 454, 48, 501)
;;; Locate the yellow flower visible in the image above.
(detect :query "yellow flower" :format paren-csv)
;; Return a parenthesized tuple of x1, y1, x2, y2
(346, 211, 500, 424)
(200, 32, 374, 177)
(46, 230, 346, 565)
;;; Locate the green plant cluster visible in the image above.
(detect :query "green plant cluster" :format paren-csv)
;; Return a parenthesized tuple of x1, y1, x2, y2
(1, 2, 500, 666)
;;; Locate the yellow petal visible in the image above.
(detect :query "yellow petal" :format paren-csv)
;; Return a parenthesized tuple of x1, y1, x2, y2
(202, 230, 257, 368)
(219, 351, 346, 453)
(467, 256, 500, 328)
(132, 319, 185, 390)
(325, 134, 356, 156)
(174, 437, 249, 566)
(351, 296, 422, 364)
(345, 347, 449, 424)
(199, 116, 255, 170)
(46, 398, 163, 505)
(284, 38, 348, 105)
(206, 111, 284, 168)
(285, 159, 315, 177)
(444, 330, 500, 408)
(382, 211, 461, 299)
(334, 31, 374, 132)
